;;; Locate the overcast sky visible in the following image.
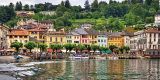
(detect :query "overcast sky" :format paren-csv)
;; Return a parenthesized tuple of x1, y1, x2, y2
(0, 0, 124, 7)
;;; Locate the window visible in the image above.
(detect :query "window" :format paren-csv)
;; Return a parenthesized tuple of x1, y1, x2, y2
(61, 38, 63, 42)
(25, 40, 28, 43)
(104, 40, 106, 42)
(9, 36, 12, 38)
(19, 36, 22, 38)
(55, 37, 57, 42)
(14, 36, 17, 38)
(101, 40, 103, 42)
(98, 39, 100, 42)
(24, 36, 28, 38)
(50, 37, 52, 42)
(85, 40, 87, 43)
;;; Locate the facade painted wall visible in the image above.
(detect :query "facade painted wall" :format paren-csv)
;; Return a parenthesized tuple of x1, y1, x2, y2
(97, 35, 107, 47)
(108, 36, 124, 48)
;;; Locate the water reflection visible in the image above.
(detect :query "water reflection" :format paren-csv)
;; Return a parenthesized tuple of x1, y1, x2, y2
(25, 59, 160, 80)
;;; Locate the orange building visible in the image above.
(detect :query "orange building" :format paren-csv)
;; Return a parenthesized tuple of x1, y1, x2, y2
(108, 32, 125, 47)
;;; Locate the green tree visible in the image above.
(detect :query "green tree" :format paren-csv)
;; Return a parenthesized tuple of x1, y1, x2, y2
(119, 47, 124, 54)
(123, 46, 130, 53)
(85, 44, 91, 54)
(109, 45, 117, 52)
(9, 3, 14, 9)
(78, 44, 86, 53)
(91, 45, 99, 54)
(24, 4, 30, 11)
(99, 46, 108, 54)
(84, 0, 90, 12)
(0, 6, 16, 23)
(38, 43, 48, 52)
(24, 41, 37, 53)
(91, 0, 99, 12)
(11, 41, 23, 53)
(15, 1, 22, 11)
(64, 44, 75, 56)
(124, 12, 137, 26)
(65, 0, 71, 8)
(50, 44, 63, 54)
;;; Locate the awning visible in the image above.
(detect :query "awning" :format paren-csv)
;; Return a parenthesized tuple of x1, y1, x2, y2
(102, 50, 112, 54)
(47, 48, 62, 53)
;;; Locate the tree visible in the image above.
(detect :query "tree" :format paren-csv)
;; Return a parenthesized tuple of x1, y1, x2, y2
(91, 45, 99, 54)
(38, 43, 48, 52)
(63, 44, 75, 56)
(61, 1, 65, 6)
(99, 46, 108, 54)
(9, 3, 14, 9)
(145, 0, 153, 6)
(11, 41, 23, 53)
(50, 44, 63, 54)
(119, 47, 124, 54)
(124, 12, 137, 26)
(24, 41, 37, 53)
(65, 0, 71, 8)
(123, 46, 130, 53)
(0, 6, 16, 23)
(15, 1, 22, 11)
(85, 44, 91, 54)
(91, 0, 99, 12)
(30, 5, 34, 11)
(84, 0, 90, 11)
(109, 45, 117, 52)
(78, 44, 86, 53)
(24, 4, 29, 11)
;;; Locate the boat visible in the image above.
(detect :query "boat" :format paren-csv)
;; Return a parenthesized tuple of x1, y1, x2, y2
(69, 54, 89, 59)
(108, 56, 119, 60)
(95, 55, 106, 60)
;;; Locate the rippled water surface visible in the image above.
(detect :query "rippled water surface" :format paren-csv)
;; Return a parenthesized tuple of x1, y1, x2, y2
(24, 59, 160, 80)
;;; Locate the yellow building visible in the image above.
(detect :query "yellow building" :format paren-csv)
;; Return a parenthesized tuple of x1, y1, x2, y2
(7, 29, 29, 48)
(108, 32, 124, 48)
(43, 31, 66, 46)
(28, 28, 46, 43)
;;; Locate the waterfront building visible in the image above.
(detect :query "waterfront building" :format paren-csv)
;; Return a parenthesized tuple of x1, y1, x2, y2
(66, 32, 73, 44)
(39, 11, 56, 16)
(28, 28, 46, 43)
(129, 27, 160, 58)
(7, 29, 29, 48)
(44, 31, 66, 46)
(0, 24, 9, 49)
(97, 32, 108, 47)
(108, 32, 125, 47)
(16, 11, 35, 17)
(72, 26, 98, 45)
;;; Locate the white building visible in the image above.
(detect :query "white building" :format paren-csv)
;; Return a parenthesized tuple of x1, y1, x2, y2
(130, 27, 160, 57)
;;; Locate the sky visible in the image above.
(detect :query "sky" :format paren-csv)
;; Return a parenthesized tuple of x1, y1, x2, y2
(0, 0, 124, 7)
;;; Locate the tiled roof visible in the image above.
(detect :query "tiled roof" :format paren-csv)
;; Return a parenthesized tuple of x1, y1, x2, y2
(28, 28, 46, 32)
(45, 31, 66, 35)
(7, 29, 29, 36)
(84, 28, 99, 35)
(145, 28, 160, 33)
(74, 28, 88, 35)
(108, 32, 125, 37)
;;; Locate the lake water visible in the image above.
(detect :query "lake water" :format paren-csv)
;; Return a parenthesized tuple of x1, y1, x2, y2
(24, 59, 160, 80)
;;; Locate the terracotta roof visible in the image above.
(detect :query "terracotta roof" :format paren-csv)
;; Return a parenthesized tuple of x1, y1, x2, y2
(108, 32, 125, 37)
(7, 29, 29, 36)
(45, 31, 66, 35)
(84, 28, 99, 35)
(28, 28, 47, 32)
(145, 28, 160, 33)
